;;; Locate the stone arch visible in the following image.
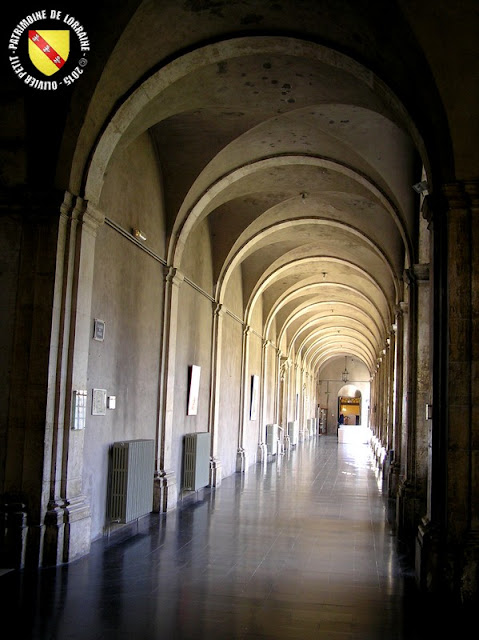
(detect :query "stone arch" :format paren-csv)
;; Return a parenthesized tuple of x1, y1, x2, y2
(81, 35, 427, 244)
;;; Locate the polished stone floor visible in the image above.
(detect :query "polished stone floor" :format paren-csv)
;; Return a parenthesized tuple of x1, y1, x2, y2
(0, 435, 464, 638)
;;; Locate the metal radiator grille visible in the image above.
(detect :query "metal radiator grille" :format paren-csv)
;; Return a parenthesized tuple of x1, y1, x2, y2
(183, 432, 210, 491)
(109, 439, 155, 523)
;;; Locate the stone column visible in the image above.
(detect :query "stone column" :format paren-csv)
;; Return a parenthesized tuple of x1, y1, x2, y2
(42, 192, 77, 568)
(444, 181, 478, 602)
(389, 309, 403, 499)
(3, 189, 69, 568)
(394, 263, 430, 547)
(43, 196, 104, 566)
(257, 339, 270, 463)
(462, 181, 479, 603)
(386, 333, 395, 452)
(396, 266, 417, 541)
(416, 182, 479, 602)
(377, 353, 386, 444)
(236, 325, 250, 472)
(442, 183, 473, 597)
(153, 266, 183, 512)
(412, 263, 431, 523)
(208, 303, 224, 487)
(274, 348, 282, 424)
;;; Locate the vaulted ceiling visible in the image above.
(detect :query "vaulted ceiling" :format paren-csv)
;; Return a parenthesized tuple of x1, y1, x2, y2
(78, 1, 443, 381)
(147, 36, 418, 379)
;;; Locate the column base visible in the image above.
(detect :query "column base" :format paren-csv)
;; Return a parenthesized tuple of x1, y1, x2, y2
(236, 448, 246, 473)
(0, 502, 28, 569)
(43, 502, 66, 567)
(153, 470, 177, 513)
(388, 461, 401, 497)
(416, 516, 441, 593)
(209, 457, 222, 487)
(459, 530, 479, 605)
(62, 495, 91, 564)
(257, 443, 268, 463)
(396, 480, 418, 540)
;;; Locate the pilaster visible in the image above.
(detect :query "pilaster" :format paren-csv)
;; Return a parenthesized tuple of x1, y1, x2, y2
(236, 325, 251, 472)
(208, 303, 225, 487)
(236, 448, 246, 473)
(43, 196, 103, 565)
(415, 181, 479, 601)
(258, 339, 271, 461)
(153, 266, 183, 512)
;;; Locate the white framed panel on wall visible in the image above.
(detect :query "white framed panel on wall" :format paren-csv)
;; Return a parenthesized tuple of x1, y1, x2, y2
(187, 365, 201, 416)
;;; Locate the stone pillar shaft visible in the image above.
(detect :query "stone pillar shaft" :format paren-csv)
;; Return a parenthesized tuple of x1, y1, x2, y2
(208, 303, 224, 486)
(43, 195, 104, 566)
(154, 266, 182, 512)
(236, 325, 250, 472)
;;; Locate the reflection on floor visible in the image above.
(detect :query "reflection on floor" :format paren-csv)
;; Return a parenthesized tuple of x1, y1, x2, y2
(0, 435, 468, 639)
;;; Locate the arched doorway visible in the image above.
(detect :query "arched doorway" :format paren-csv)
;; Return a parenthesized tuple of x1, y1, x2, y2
(338, 386, 362, 425)
(337, 384, 369, 444)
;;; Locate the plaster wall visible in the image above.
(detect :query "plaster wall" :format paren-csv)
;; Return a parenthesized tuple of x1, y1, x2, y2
(99, 133, 166, 258)
(223, 267, 244, 319)
(173, 218, 214, 491)
(84, 132, 166, 540)
(173, 283, 213, 492)
(217, 313, 243, 478)
(181, 218, 215, 293)
(85, 225, 164, 540)
(245, 330, 263, 464)
(263, 342, 277, 426)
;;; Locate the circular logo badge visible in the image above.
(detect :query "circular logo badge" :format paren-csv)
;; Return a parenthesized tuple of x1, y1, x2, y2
(8, 9, 90, 90)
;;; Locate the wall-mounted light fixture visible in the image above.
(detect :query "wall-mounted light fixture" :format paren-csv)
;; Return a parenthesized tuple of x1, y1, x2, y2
(132, 228, 147, 241)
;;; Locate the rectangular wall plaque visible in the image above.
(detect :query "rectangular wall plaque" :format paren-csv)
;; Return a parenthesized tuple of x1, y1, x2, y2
(93, 318, 105, 341)
(187, 365, 201, 416)
(250, 374, 259, 420)
(92, 388, 107, 415)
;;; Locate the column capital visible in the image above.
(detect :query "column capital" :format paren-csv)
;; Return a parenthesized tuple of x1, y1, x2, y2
(422, 181, 479, 225)
(404, 263, 429, 286)
(442, 181, 469, 210)
(213, 302, 225, 318)
(413, 263, 430, 282)
(60, 190, 75, 217)
(164, 266, 184, 287)
(394, 303, 405, 318)
(243, 324, 251, 337)
(464, 180, 479, 208)
(80, 201, 105, 234)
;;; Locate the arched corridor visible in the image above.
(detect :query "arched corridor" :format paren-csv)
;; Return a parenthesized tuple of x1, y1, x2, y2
(1, 435, 467, 639)
(1, 0, 478, 610)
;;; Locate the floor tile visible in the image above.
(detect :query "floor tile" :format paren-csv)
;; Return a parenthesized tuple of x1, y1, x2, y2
(0, 435, 467, 639)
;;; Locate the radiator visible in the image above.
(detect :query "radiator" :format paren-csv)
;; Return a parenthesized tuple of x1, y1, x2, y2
(109, 439, 155, 523)
(266, 423, 280, 455)
(287, 421, 299, 446)
(183, 432, 210, 491)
